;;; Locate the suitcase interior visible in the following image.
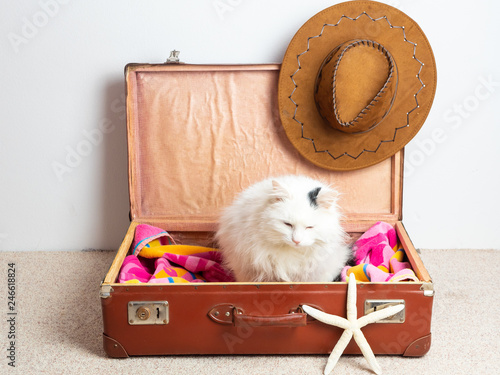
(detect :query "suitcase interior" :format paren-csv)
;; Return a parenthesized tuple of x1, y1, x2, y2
(101, 64, 433, 358)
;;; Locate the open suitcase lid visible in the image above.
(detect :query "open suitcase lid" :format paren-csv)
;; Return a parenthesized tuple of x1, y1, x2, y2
(125, 63, 403, 233)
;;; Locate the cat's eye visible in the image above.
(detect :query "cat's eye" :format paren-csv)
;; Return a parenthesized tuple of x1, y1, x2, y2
(306, 226, 314, 230)
(284, 222, 293, 228)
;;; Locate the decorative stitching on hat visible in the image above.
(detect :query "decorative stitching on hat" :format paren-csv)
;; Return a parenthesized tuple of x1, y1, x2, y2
(289, 11, 425, 160)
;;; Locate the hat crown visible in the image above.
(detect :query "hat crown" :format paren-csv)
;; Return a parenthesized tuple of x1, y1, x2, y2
(315, 40, 398, 134)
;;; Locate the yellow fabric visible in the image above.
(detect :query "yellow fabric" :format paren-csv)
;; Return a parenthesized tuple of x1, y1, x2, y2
(139, 240, 218, 259)
(346, 265, 370, 282)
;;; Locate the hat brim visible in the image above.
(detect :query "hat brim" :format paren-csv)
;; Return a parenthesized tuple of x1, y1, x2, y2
(278, 1, 437, 171)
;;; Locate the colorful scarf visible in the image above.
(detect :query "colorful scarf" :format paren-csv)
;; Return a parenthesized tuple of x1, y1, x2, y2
(118, 224, 234, 284)
(341, 221, 418, 282)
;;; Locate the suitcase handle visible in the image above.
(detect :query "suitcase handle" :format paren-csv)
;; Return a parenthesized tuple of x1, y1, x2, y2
(234, 311, 307, 327)
(208, 304, 307, 327)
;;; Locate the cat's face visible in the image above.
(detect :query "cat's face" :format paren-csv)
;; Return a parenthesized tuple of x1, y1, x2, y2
(263, 180, 339, 249)
(276, 210, 318, 248)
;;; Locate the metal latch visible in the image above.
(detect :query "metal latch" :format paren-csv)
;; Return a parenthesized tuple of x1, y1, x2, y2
(364, 300, 405, 323)
(166, 50, 181, 64)
(128, 301, 169, 325)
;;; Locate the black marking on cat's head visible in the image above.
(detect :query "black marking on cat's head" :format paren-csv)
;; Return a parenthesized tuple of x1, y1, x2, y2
(308, 187, 322, 208)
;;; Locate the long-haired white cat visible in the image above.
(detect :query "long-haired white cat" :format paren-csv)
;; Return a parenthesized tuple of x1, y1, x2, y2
(216, 175, 352, 282)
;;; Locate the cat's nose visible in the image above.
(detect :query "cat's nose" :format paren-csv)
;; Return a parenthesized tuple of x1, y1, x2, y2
(292, 238, 301, 245)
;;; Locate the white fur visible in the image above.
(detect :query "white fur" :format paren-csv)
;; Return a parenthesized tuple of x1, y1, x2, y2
(215, 175, 351, 282)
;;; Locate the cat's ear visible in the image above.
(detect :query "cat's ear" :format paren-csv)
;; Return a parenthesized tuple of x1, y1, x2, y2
(316, 188, 339, 209)
(270, 180, 290, 203)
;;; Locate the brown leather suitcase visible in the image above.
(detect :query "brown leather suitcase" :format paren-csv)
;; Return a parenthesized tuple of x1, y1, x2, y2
(100, 62, 433, 358)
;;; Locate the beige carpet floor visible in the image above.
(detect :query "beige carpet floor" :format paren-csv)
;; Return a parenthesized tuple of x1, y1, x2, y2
(0, 249, 499, 375)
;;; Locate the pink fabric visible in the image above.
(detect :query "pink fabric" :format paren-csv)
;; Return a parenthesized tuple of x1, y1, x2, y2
(157, 251, 233, 283)
(119, 224, 235, 284)
(353, 221, 397, 266)
(118, 251, 235, 284)
(131, 224, 175, 256)
(340, 261, 416, 282)
(118, 255, 155, 283)
(390, 257, 410, 274)
(341, 221, 418, 282)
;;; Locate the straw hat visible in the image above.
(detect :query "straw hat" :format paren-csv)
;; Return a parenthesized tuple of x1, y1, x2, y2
(278, 1, 437, 171)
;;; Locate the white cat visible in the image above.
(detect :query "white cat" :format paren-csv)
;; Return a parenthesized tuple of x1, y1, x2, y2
(215, 175, 352, 282)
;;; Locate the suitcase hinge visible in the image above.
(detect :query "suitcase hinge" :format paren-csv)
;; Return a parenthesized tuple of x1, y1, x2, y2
(420, 282, 434, 297)
(100, 284, 114, 299)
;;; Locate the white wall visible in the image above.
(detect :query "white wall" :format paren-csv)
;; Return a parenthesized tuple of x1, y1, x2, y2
(0, 0, 498, 251)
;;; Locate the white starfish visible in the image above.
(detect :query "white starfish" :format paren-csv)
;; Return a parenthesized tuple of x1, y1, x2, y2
(302, 275, 404, 375)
